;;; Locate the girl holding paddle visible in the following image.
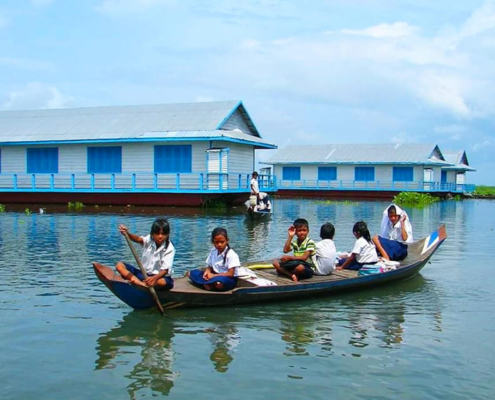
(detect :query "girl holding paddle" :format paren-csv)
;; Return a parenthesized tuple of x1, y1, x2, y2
(116, 218, 175, 290)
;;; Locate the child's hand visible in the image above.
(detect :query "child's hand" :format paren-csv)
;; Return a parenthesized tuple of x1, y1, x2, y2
(400, 214, 407, 223)
(288, 225, 296, 237)
(118, 224, 128, 235)
(280, 255, 291, 262)
(145, 275, 157, 286)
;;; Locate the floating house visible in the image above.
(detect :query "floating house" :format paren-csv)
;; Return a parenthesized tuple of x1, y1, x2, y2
(0, 101, 276, 206)
(262, 143, 475, 199)
(441, 150, 476, 190)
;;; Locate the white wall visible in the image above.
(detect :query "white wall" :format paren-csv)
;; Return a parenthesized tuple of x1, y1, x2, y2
(272, 163, 438, 182)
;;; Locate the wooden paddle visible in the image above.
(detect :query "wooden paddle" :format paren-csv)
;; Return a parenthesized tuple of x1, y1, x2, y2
(123, 232, 165, 316)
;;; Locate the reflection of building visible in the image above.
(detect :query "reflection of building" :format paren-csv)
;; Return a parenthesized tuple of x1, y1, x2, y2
(0, 101, 276, 206)
(263, 143, 475, 199)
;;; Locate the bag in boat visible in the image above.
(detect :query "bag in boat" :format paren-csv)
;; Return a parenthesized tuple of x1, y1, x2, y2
(358, 261, 398, 276)
(358, 265, 384, 276)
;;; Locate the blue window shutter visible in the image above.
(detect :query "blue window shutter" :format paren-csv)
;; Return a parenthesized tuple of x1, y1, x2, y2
(318, 167, 336, 180)
(283, 166, 301, 180)
(27, 148, 59, 173)
(87, 147, 122, 173)
(355, 167, 375, 181)
(393, 167, 413, 182)
(154, 145, 192, 173)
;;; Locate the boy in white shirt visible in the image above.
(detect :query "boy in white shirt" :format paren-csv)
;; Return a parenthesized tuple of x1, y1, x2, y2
(312, 222, 337, 275)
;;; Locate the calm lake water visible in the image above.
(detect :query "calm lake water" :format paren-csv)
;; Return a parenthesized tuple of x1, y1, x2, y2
(1, 199, 494, 400)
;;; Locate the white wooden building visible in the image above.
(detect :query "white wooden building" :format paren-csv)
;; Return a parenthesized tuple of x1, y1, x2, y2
(0, 100, 276, 206)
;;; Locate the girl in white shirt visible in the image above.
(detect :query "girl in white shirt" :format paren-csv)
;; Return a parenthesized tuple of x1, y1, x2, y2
(116, 218, 175, 290)
(188, 227, 241, 292)
(337, 221, 379, 271)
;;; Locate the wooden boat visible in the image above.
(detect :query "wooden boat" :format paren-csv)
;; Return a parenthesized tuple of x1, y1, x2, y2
(246, 207, 272, 221)
(93, 225, 446, 311)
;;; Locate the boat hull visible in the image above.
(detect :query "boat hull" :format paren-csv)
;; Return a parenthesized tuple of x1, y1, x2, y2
(93, 225, 446, 310)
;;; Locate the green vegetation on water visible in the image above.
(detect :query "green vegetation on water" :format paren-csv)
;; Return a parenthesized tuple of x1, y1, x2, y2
(474, 185, 495, 196)
(316, 200, 359, 206)
(392, 192, 439, 208)
(68, 202, 85, 211)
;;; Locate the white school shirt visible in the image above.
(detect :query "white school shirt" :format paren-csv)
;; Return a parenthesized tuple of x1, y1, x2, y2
(381, 221, 413, 243)
(351, 237, 379, 264)
(140, 235, 175, 276)
(206, 247, 241, 276)
(312, 239, 337, 275)
(250, 178, 259, 195)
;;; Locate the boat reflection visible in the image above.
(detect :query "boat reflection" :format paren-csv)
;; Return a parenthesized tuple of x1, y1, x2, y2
(94, 274, 442, 396)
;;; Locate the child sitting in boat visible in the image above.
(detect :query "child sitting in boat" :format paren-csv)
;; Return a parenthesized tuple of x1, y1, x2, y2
(372, 204, 413, 261)
(187, 227, 240, 292)
(337, 221, 379, 271)
(115, 218, 175, 290)
(312, 222, 338, 275)
(272, 218, 316, 282)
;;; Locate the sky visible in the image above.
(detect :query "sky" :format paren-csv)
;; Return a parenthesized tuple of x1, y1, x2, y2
(1, 0, 494, 184)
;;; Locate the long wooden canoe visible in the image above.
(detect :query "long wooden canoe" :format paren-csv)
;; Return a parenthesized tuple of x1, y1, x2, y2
(93, 225, 446, 310)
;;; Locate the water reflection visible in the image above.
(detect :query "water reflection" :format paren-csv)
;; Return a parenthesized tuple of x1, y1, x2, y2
(95, 313, 178, 398)
(207, 324, 240, 372)
(94, 274, 443, 397)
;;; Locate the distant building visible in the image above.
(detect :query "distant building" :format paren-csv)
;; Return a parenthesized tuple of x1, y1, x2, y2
(441, 150, 476, 190)
(0, 100, 276, 206)
(262, 143, 475, 199)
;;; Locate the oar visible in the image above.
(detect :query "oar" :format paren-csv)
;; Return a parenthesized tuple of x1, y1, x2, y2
(123, 232, 165, 316)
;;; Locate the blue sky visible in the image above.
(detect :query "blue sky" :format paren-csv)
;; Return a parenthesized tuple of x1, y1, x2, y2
(1, 0, 494, 184)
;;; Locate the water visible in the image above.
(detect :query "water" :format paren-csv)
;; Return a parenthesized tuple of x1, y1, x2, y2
(0, 199, 494, 399)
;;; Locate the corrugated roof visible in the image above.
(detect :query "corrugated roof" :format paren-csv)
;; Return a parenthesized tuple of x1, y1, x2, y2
(0, 100, 274, 147)
(442, 151, 476, 171)
(262, 143, 449, 165)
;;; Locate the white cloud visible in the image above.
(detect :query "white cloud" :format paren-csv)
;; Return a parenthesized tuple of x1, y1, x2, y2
(472, 140, 493, 151)
(96, 0, 175, 15)
(434, 124, 467, 140)
(2, 83, 74, 110)
(341, 22, 419, 38)
(391, 132, 421, 144)
(195, 96, 215, 102)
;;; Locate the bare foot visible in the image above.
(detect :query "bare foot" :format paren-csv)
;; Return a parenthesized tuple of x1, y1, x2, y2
(184, 271, 190, 278)
(291, 274, 298, 283)
(130, 277, 147, 287)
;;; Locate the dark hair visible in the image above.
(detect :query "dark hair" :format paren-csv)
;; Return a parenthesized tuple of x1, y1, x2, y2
(293, 218, 309, 229)
(320, 222, 335, 239)
(387, 205, 397, 215)
(353, 221, 372, 244)
(211, 227, 230, 265)
(211, 227, 229, 242)
(150, 218, 170, 248)
(252, 171, 259, 177)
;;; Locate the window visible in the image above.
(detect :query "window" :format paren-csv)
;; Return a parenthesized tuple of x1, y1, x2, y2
(87, 147, 122, 173)
(318, 166, 337, 180)
(441, 170, 447, 183)
(355, 166, 375, 181)
(282, 166, 301, 180)
(27, 148, 58, 173)
(155, 145, 192, 173)
(393, 167, 414, 182)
